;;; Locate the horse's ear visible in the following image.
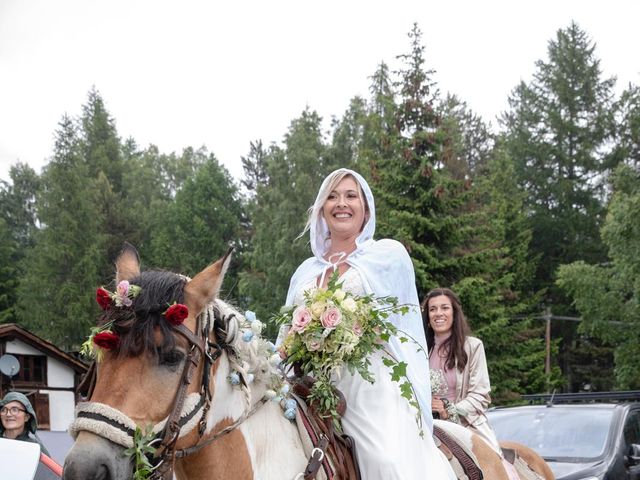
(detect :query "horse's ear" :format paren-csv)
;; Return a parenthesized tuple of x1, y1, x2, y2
(115, 242, 141, 283)
(184, 247, 233, 316)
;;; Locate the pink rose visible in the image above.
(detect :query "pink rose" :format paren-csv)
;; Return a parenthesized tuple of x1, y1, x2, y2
(115, 280, 132, 307)
(117, 280, 130, 297)
(353, 322, 363, 336)
(291, 306, 313, 332)
(321, 307, 342, 329)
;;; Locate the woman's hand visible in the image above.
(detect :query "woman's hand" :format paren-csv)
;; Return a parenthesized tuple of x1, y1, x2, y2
(431, 398, 449, 420)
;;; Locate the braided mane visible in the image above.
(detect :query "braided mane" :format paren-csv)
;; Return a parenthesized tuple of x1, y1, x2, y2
(213, 300, 275, 387)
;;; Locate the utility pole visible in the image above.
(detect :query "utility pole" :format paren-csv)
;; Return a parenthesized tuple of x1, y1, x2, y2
(516, 310, 584, 393)
(544, 307, 552, 389)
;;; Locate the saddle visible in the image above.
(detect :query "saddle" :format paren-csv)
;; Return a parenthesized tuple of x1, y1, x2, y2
(433, 425, 484, 480)
(291, 376, 361, 480)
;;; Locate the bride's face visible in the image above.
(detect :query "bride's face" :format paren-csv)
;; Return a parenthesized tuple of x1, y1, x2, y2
(322, 176, 366, 241)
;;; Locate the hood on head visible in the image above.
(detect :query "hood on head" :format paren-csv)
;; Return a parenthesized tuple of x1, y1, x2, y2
(309, 168, 376, 260)
(0, 391, 38, 434)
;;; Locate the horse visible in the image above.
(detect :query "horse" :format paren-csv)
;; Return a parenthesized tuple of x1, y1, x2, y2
(434, 420, 554, 480)
(500, 440, 555, 480)
(63, 245, 553, 480)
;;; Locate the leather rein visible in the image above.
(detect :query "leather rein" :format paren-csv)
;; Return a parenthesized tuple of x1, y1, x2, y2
(79, 306, 261, 479)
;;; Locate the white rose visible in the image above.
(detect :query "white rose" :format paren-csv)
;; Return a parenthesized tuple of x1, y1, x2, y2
(310, 301, 325, 317)
(333, 289, 346, 301)
(342, 298, 357, 312)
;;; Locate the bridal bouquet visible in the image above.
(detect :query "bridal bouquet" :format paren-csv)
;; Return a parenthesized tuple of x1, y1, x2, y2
(274, 272, 420, 426)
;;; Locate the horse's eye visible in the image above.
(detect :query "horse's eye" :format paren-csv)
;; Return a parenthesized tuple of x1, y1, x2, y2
(160, 350, 184, 370)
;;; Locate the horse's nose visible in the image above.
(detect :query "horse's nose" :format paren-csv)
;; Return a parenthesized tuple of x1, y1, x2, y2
(63, 431, 132, 480)
(63, 460, 109, 480)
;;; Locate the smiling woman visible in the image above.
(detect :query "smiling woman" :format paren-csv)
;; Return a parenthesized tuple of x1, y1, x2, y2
(423, 288, 501, 450)
(0, 391, 50, 456)
(423, 288, 528, 479)
(281, 168, 456, 479)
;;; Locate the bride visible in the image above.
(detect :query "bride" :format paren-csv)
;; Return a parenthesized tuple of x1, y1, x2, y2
(281, 168, 456, 479)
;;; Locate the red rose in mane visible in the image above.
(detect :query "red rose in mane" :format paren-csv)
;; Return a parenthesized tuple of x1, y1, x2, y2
(93, 331, 119, 350)
(165, 303, 189, 325)
(96, 287, 112, 310)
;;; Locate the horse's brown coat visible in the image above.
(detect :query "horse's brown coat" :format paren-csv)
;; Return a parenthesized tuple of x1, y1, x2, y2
(501, 441, 555, 480)
(173, 419, 254, 480)
(64, 246, 257, 480)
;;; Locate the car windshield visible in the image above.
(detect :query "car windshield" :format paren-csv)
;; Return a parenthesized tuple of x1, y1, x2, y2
(489, 407, 613, 460)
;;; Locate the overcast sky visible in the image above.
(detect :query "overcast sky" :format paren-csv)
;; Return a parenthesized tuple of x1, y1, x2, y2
(1, 0, 639, 183)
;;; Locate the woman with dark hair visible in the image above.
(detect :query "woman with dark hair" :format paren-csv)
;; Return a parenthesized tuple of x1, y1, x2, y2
(422, 287, 501, 452)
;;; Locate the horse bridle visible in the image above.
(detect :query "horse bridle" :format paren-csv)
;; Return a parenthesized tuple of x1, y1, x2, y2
(75, 305, 257, 480)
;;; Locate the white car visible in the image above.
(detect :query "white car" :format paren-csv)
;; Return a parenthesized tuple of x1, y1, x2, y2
(0, 437, 62, 480)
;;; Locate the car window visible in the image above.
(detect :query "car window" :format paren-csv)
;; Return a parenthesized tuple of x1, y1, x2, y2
(624, 410, 640, 446)
(489, 407, 613, 460)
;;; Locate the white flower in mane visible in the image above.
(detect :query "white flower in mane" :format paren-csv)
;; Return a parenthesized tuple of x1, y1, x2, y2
(213, 301, 289, 413)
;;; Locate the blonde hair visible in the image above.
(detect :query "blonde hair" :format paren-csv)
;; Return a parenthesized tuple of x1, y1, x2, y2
(299, 171, 369, 240)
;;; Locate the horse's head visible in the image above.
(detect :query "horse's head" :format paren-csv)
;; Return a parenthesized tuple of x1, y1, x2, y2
(63, 243, 247, 480)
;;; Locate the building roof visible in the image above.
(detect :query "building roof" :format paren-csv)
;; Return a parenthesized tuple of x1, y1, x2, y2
(0, 323, 88, 374)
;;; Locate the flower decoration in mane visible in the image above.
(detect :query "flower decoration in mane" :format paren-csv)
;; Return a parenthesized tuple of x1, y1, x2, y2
(164, 302, 189, 326)
(81, 319, 118, 361)
(96, 280, 142, 310)
(82, 278, 189, 361)
(274, 271, 422, 431)
(221, 307, 296, 421)
(83, 280, 142, 360)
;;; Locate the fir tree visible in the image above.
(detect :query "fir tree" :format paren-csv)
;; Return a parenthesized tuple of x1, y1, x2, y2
(0, 218, 18, 323)
(500, 22, 617, 307)
(557, 163, 640, 388)
(239, 109, 330, 338)
(17, 115, 105, 348)
(149, 151, 244, 295)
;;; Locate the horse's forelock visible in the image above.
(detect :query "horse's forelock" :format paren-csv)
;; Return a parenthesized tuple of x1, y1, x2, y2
(100, 270, 188, 357)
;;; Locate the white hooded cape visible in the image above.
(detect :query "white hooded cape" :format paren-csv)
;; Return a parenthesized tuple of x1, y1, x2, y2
(285, 168, 433, 433)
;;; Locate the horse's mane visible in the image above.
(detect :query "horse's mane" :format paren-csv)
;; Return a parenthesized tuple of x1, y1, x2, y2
(213, 300, 274, 386)
(99, 269, 187, 357)
(98, 270, 276, 387)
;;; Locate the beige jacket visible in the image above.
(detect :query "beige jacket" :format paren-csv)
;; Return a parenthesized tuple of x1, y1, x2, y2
(453, 336, 501, 452)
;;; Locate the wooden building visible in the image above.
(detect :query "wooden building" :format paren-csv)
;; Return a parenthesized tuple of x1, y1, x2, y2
(0, 323, 88, 432)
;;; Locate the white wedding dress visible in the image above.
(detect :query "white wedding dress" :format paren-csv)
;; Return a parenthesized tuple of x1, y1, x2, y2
(292, 267, 456, 480)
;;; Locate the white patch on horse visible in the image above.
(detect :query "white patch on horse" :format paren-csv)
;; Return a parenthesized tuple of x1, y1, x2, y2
(201, 301, 310, 479)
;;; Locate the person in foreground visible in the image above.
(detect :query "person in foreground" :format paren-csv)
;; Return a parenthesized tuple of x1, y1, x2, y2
(424, 287, 518, 479)
(0, 391, 50, 455)
(283, 168, 455, 479)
